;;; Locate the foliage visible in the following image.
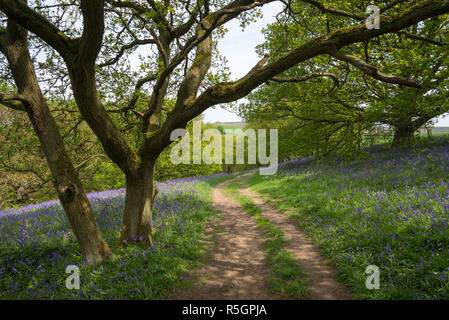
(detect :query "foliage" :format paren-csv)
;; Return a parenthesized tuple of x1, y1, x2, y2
(155, 120, 223, 181)
(0, 102, 225, 208)
(239, 2, 449, 155)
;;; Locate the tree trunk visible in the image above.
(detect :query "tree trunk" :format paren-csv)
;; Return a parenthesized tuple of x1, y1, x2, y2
(1, 20, 113, 264)
(392, 125, 415, 147)
(66, 64, 158, 247)
(120, 161, 157, 246)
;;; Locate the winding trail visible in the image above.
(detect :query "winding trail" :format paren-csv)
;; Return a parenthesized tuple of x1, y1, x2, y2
(169, 179, 280, 300)
(169, 176, 351, 300)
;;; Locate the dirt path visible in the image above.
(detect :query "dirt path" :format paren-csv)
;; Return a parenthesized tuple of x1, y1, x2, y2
(169, 180, 280, 300)
(239, 187, 352, 300)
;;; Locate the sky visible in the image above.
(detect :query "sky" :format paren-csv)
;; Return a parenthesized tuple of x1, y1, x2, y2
(202, 2, 283, 123)
(201, 3, 449, 127)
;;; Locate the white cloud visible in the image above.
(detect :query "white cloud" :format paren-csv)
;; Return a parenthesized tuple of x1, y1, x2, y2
(203, 2, 283, 123)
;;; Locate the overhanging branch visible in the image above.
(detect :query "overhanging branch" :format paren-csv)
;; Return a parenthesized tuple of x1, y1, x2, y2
(98, 38, 157, 68)
(299, 0, 365, 21)
(396, 30, 449, 46)
(329, 48, 422, 88)
(169, 0, 448, 133)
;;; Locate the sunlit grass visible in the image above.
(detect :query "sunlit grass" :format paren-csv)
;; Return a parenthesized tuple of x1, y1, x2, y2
(245, 137, 449, 299)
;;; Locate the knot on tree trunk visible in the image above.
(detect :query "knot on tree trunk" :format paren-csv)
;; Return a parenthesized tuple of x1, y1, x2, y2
(57, 183, 77, 200)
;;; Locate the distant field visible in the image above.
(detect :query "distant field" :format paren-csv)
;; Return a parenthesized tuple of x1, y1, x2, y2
(209, 124, 449, 136)
(419, 127, 449, 135)
(209, 122, 247, 136)
(217, 125, 244, 132)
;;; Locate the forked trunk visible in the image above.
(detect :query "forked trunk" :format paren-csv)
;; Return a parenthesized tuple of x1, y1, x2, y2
(64, 36, 158, 249)
(120, 162, 157, 246)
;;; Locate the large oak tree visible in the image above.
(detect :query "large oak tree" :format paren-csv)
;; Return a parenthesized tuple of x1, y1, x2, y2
(241, 3, 449, 151)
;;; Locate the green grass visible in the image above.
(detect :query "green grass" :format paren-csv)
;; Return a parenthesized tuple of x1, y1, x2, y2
(224, 180, 308, 299)
(362, 133, 449, 148)
(206, 173, 238, 187)
(245, 173, 388, 299)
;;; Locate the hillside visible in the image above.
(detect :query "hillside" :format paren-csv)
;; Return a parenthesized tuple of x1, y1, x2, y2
(245, 137, 449, 299)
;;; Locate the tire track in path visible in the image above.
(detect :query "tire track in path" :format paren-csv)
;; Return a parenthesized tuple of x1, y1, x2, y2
(169, 179, 280, 300)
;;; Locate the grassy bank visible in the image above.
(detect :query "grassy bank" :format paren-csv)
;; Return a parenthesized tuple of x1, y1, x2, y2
(0, 174, 231, 300)
(245, 138, 449, 299)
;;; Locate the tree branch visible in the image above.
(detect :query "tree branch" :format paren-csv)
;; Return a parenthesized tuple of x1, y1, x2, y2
(75, 154, 108, 173)
(299, 0, 365, 21)
(271, 72, 340, 87)
(150, 0, 449, 153)
(0, 92, 32, 111)
(174, 22, 213, 111)
(98, 38, 156, 67)
(107, 0, 174, 33)
(380, 0, 408, 14)
(79, 0, 105, 65)
(396, 30, 449, 46)
(329, 48, 422, 88)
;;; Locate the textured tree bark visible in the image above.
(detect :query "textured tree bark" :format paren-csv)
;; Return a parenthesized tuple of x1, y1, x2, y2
(120, 162, 157, 246)
(65, 58, 158, 247)
(1, 20, 113, 265)
(392, 125, 416, 147)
